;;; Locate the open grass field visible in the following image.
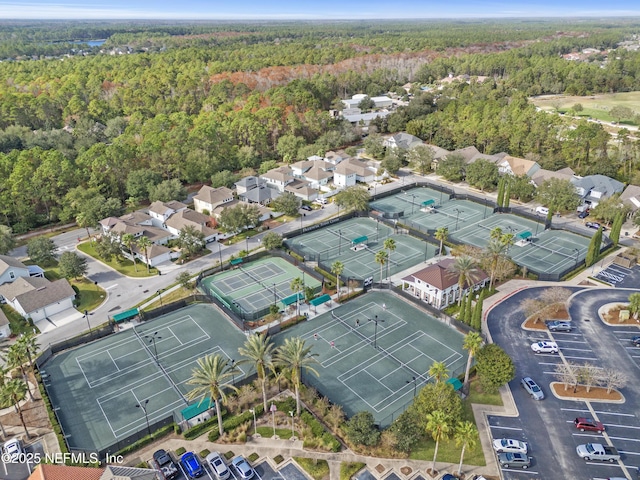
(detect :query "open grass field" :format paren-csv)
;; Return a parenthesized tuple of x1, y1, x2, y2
(530, 92, 640, 126)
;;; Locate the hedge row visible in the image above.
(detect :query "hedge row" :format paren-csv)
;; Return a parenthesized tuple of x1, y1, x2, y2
(208, 404, 265, 442)
(300, 411, 340, 452)
(183, 409, 227, 440)
(115, 423, 175, 457)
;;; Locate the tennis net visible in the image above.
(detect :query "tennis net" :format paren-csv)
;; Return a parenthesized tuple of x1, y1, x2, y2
(531, 242, 578, 261)
(331, 312, 428, 383)
(239, 266, 280, 299)
(132, 327, 188, 404)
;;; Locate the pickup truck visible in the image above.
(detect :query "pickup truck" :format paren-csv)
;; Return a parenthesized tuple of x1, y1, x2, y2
(576, 443, 620, 462)
(153, 449, 179, 479)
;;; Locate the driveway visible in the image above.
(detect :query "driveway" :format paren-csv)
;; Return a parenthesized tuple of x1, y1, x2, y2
(486, 286, 640, 480)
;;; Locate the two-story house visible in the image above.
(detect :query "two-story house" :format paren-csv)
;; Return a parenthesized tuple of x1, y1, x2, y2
(0, 255, 30, 285)
(193, 186, 235, 215)
(260, 166, 295, 192)
(571, 174, 625, 208)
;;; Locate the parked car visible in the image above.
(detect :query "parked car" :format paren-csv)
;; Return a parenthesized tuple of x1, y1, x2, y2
(206, 452, 231, 480)
(546, 320, 572, 332)
(535, 206, 549, 215)
(632, 335, 640, 347)
(3, 439, 22, 461)
(576, 443, 620, 462)
(578, 210, 590, 219)
(521, 376, 544, 400)
(231, 456, 255, 480)
(300, 205, 312, 211)
(492, 438, 528, 454)
(574, 417, 605, 433)
(180, 452, 205, 478)
(585, 221, 603, 230)
(153, 449, 179, 480)
(531, 341, 558, 353)
(497, 452, 531, 469)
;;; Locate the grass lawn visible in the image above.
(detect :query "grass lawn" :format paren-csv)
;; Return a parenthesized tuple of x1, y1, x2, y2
(256, 427, 294, 439)
(77, 241, 158, 277)
(1, 304, 36, 335)
(409, 378, 501, 465)
(529, 92, 640, 126)
(72, 278, 107, 312)
(139, 287, 193, 310)
(293, 457, 329, 480)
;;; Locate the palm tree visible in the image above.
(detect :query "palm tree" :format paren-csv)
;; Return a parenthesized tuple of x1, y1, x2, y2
(629, 292, 640, 319)
(489, 227, 503, 241)
(500, 233, 515, 254)
(455, 421, 478, 475)
(274, 337, 319, 416)
(186, 354, 239, 436)
(290, 277, 304, 317)
(428, 361, 449, 383)
(4, 343, 34, 401)
(331, 261, 344, 301)
(121, 233, 138, 272)
(426, 410, 451, 474)
(447, 256, 479, 306)
(237, 333, 274, 413)
(484, 239, 507, 290)
(1, 379, 30, 439)
(462, 332, 483, 392)
(16, 333, 39, 374)
(375, 250, 388, 285)
(383, 238, 396, 284)
(435, 227, 448, 256)
(136, 236, 153, 273)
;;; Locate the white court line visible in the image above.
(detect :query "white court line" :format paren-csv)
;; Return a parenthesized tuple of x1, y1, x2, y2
(107, 350, 120, 371)
(562, 408, 636, 417)
(96, 398, 118, 438)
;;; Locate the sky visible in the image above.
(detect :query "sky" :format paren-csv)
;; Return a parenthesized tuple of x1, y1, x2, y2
(1, 0, 640, 20)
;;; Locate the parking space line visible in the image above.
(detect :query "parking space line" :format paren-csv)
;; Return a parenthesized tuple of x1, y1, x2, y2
(489, 425, 523, 430)
(606, 424, 640, 429)
(585, 461, 623, 467)
(555, 339, 589, 343)
(501, 468, 539, 474)
(608, 436, 640, 443)
(562, 355, 598, 361)
(618, 450, 640, 456)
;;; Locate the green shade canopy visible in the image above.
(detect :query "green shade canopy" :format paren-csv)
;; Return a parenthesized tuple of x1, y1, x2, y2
(181, 397, 215, 420)
(352, 235, 368, 245)
(282, 292, 304, 306)
(446, 377, 463, 391)
(112, 308, 139, 323)
(517, 231, 532, 240)
(230, 258, 243, 265)
(422, 199, 435, 206)
(310, 294, 332, 307)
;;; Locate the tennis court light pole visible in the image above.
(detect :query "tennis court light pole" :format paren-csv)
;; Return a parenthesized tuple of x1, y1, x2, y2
(230, 359, 236, 386)
(135, 399, 151, 437)
(145, 332, 161, 363)
(453, 208, 462, 231)
(573, 248, 580, 266)
(406, 376, 417, 398)
(368, 315, 384, 349)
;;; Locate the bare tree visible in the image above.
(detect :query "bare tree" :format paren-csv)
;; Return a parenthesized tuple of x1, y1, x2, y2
(540, 287, 572, 314)
(598, 368, 627, 394)
(578, 363, 600, 393)
(554, 362, 577, 392)
(521, 298, 545, 323)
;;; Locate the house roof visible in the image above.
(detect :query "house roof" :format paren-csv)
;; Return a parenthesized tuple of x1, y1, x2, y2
(235, 176, 265, 189)
(194, 185, 234, 207)
(571, 174, 625, 197)
(451, 146, 480, 163)
(99, 217, 120, 229)
(335, 158, 375, 177)
(138, 226, 173, 244)
(620, 184, 640, 211)
(110, 222, 145, 236)
(261, 166, 293, 183)
(424, 144, 450, 160)
(324, 151, 344, 163)
(408, 258, 488, 291)
(387, 132, 423, 149)
(132, 242, 172, 260)
(118, 211, 152, 225)
(342, 111, 390, 124)
(0, 277, 75, 314)
(467, 152, 505, 165)
(0, 255, 28, 274)
(148, 200, 187, 216)
(28, 463, 104, 480)
(291, 160, 316, 173)
(531, 168, 573, 187)
(101, 465, 161, 480)
(165, 209, 217, 238)
(304, 165, 334, 181)
(240, 186, 281, 203)
(501, 155, 538, 176)
(0, 309, 8, 327)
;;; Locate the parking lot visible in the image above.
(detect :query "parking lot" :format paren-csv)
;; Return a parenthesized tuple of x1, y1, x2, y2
(0, 439, 45, 480)
(487, 286, 640, 480)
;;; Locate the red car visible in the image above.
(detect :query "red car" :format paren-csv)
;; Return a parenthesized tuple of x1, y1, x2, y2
(574, 417, 605, 433)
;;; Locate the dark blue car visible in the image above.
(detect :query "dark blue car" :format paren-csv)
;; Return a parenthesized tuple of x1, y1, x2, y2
(181, 452, 205, 478)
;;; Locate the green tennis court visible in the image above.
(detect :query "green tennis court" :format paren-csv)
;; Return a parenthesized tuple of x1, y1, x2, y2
(286, 217, 437, 281)
(275, 291, 467, 427)
(370, 186, 450, 218)
(199, 257, 321, 318)
(40, 304, 247, 454)
(452, 213, 543, 248)
(509, 229, 591, 275)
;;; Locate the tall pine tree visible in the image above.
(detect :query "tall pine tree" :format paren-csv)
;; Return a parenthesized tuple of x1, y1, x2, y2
(585, 227, 603, 267)
(459, 292, 467, 321)
(496, 178, 505, 209)
(465, 291, 474, 324)
(609, 211, 624, 247)
(503, 183, 511, 209)
(473, 290, 485, 330)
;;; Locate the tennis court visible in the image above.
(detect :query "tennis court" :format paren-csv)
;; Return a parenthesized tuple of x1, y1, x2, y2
(286, 217, 436, 281)
(510, 229, 591, 275)
(40, 304, 248, 454)
(276, 292, 466, 427)
(452, 213, 543, 248)
(370, 186, 450, 218)
(200, 257, 321, 318)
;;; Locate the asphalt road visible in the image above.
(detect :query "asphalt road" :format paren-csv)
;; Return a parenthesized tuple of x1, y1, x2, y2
(487, 286, 640, 480)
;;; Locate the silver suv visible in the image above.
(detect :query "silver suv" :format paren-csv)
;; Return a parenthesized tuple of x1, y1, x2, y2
(521, 376, 544, 400)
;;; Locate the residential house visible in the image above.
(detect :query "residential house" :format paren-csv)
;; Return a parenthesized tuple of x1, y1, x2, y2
(423, 144, 451, 171)
(0, 255, 30, 285)
(212, 199, 273, 225)
(531, 167, 575, 188)
(0, 277, 76, 322)
(164, 209, 218, 243)
(130, 243, 174, 267)
(28, 463, 161, 480)
(571, 174, 625, 208)
(370, 95, 393, 108)
(239, 185, 280, 206)
(383, 132, 423, 150)
(301, 164, 334, 190)
(497, 155, 541, 177)
(620, 184, 640, 214)
(342, 110, 390, 127)
(260, 166, 294, 192)
(284, 179, 318, 201)
(451, 146, 480, 164)
(334, 158, 378, 186)
(0, 309, 10, 337)
(324, 151, 345, 165)
(193, 186, 235, 214)
(234, 176, 266, 196)
(401, 258, 488, 309)
(467, 152, 508, 165)
(148, 200, 187, 228)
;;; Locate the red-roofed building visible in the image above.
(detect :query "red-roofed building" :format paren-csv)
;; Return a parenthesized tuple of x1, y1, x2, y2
(28, 464, 104, 480)
(401, 258, 488, 309)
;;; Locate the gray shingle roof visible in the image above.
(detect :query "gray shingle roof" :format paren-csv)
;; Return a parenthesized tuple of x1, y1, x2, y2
(0, 277, 75, 314)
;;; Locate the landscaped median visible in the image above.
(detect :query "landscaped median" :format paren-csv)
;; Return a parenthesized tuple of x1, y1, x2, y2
(77, 241, 159, 277)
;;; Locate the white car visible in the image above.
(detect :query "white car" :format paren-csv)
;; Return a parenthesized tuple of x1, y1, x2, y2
(492, 438, 528, 454)
(3, 439, 22, 461)
(206, 452, 230, 480)
(531, 341, 558, 354)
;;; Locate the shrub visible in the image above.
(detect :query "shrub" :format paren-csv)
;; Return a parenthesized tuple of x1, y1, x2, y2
(200, 449, 210, 458)
(275, 397, 296, 413)
(301, 411, 324, 437)
(248, 452, 259, 462)
(340, 462, 366, 480)
(224, 451, 234, 460)
(136, 462, 149, 468)
(175, 447, 186, 456)
(208, 405, 265, 442)
(273, 455, 284, 464)
(294, 457, 330, 480)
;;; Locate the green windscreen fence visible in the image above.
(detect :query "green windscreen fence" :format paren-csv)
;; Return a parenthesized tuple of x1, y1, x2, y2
(181, 397, 215, 420)
(112, 308, 139, 323)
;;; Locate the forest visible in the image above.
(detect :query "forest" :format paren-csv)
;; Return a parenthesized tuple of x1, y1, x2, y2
(1, 19, 640, 233)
